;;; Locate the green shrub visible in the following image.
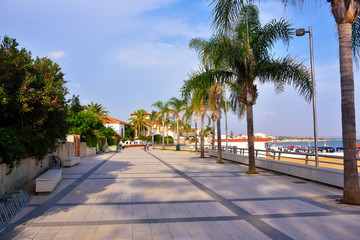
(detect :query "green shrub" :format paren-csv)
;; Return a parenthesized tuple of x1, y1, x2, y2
(0, 36, 69, 172)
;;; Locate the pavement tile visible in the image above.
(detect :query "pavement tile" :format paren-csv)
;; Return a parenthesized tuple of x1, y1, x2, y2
(73, 225, 97, 240)
(234, 199, 329, 215)
(149, 223, 172, 239)
(262, 215, 360, 240)
(133, 223, 152, 240)
(113, 224, 132, 240)
(4, 148, 360, 240)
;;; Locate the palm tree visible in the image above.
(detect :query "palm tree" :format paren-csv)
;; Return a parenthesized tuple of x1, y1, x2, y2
(152, 100, 171, 148)
(150, 110, 158, 149)
(183, 101, 201, 152)
(83, 102, 109, 116)
(210, 113, 216, 150)
(164, 117, 171, 145)
(169, 97, 186, 145)
(128, 109, 151, 137)
(182, 123, 193, 143)
(210, 0, 360, 205)
(189, 37, 232, 163)
(182, 67, 214, 158)
(208, 5, 312, 173)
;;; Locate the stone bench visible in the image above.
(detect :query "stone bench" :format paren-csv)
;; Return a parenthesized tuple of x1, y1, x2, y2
(35, 169, 62, 193)
(62, 157, 80, 167)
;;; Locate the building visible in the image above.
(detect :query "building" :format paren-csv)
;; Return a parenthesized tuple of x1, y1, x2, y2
(214, 138, 270, 150)
(100, 116, 127, 137)
(130, 112, 175, 138)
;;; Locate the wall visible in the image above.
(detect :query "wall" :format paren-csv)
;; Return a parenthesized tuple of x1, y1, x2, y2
(0, 157, 51, 195)
(209, 150, 360, 188)
(0, 142, 96, 195)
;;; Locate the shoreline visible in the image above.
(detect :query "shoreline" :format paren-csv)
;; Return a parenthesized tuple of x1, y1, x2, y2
(271, 139, 342, 143)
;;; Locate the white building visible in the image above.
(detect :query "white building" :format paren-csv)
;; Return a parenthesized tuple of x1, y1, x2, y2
(130, 112, 175, 138)
(100, 116, 127, 137)
(214, 138, 270, 150)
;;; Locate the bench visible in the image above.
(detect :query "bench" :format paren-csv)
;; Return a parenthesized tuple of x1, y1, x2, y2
(62, 157, 80, 167)
(35, 169, 62, 193)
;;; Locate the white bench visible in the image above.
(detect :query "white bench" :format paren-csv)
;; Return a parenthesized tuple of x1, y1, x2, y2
(62, 157, 80, 167)
(35, 169, 62, 193)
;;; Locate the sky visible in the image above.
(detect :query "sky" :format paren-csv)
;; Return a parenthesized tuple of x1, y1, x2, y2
(1, 0, 359, 138)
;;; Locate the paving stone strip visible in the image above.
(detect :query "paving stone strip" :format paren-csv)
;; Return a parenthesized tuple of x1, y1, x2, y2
(2, 149, 360, 239)
(0, 153, 117, 239)
(146, 151, 293, 240)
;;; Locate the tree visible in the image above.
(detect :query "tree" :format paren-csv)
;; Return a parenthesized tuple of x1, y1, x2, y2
(124, 124, 135, 141)
(128, 109, 152, 137)
(69, 95, 84, 113)
(183, 101, 201, 152)
(182, 123, 193, 143)
(83, 102, 109, 116)
(150, 110, 158, 149)
(211, 0, 360, 204)
(152, 100, 171, 148)
(289, 0, 360, 206)
(0, 36, 69, 171)
(169, 97, 186, 145)
(189, 37, 232, 163)
(209, 5, 312, 173)
(182, 67, 213, 158)
(165, 117, 171, 145)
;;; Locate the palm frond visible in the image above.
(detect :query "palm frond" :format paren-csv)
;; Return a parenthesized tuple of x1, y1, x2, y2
(352, 15, 360, 66)
(257, 56, 312, 102)
(210, 0, 245, 34)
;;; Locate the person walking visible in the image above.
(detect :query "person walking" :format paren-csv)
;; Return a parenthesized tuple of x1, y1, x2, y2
(144, 141, 147, 151)
(146, 141, 150, 150)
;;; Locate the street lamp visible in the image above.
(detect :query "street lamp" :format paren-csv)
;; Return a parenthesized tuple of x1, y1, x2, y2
(296, 26, 319, 167)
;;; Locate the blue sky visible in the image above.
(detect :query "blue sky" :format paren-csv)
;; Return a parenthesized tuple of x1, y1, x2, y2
(1, 0, 359, 138)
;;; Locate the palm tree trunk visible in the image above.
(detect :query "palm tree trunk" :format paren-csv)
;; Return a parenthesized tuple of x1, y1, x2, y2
(152, 127, 154, 149)
(195, 121, 197, 152)
(212, 118, 216, 150)
(177, 116, 180, 144)
(162, 120, 165, 148)
(338, 22, 360, 204)
(246, 103, 256, 173)
(167, 129, 169, 145)
(216, 118, 222, 163)
(200, 113, 205, 158)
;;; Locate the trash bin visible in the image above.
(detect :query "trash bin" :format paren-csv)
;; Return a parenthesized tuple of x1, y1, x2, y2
(176, 144, 180, 151)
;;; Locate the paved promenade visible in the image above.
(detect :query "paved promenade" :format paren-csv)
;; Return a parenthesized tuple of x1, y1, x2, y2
(1, 148, 360, 239)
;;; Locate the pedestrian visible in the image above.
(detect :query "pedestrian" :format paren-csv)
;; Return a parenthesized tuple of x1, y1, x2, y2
(123, 142, 126, 150)
(146, 141, 150, 150)
(118, 141, 123, 150)
(144, 141, 147, 151)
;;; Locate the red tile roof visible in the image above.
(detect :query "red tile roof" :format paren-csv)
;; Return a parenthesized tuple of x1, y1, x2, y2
(100, 116, 127, 125)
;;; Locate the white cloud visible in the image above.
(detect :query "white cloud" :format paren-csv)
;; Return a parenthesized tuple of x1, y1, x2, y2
(49, 51, 67, 59)
(140, 18, 209, 39)
(73, 83, 82, 88)
(263, 111, 275, 115)
(259, 1, 289, 23)
(62, 0, 177, 18)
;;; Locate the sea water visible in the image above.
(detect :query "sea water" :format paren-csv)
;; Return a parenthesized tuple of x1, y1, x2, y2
(272, 140, 360, 148)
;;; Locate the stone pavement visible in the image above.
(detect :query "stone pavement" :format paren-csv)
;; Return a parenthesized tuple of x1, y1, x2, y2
(1, 148, 360, 240)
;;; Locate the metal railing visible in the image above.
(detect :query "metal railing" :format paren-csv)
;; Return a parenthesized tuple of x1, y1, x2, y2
(215, 146, 360, 169)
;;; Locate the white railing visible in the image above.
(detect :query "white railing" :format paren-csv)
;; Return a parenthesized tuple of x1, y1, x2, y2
(215, 146, 360, 169)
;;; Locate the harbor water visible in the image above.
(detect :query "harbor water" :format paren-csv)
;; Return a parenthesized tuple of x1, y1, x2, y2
(271, 140, 360, 149)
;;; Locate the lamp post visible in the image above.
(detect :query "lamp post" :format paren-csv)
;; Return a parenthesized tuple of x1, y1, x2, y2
(296, 26, 319, 167)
